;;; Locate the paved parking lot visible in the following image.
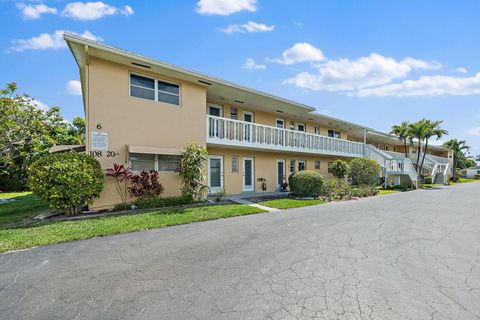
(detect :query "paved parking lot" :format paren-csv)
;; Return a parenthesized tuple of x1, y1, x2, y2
(1, 182, 480, 319)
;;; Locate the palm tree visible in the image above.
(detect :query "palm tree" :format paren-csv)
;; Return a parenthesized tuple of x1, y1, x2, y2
(390, 121, 410, 158)
(418, 120, 448, 175)
(408, 120, 429, 171)
(444, 139, 470, 181)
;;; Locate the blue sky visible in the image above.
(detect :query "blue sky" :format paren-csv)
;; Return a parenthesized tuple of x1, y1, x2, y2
(1, 0, 479, 157)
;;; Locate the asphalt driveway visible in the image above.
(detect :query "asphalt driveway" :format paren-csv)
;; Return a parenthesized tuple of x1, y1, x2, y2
(1, 182, 480, 320)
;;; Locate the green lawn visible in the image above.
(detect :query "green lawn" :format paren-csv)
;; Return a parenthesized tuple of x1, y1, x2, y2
(378, 189, 400, 195)
(0, 199, 265, 253)
(0, 192, 49, 229)
(451, 178, 478, 184)
(258, 198, 324, 209)
(0, 192, 266, 253)
(419, 183, 443, 189)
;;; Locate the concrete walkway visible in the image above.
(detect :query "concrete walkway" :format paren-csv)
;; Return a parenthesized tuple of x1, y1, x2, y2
(226, 195, 279, 212)
(1, 182, 479, 319)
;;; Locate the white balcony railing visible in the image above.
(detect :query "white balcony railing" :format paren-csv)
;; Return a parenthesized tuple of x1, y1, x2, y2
(205, 115, 448, 183)
(206, 115, 365, 157)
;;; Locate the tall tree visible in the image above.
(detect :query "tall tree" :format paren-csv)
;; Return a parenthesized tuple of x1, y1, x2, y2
(390, 121, 410, 158)
(408, 120, 429, 171)
(443, 139, 469, 181)
(418, 120, 448, 175)
(0, 82, 85, 190)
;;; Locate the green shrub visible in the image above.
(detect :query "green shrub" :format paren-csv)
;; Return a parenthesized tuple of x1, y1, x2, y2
(424, 176, 432, 184)
(180, 143, 208, 198)
(393, 184, 409, 191)
(323, 178, 352, 201)
(28, 152, 104, 215)
(128, 170, 164, 198)
(288, 171, 325, 198)
(474, 174, 480, 180)
(349, 158, 381, 187)
(133, 194, 194, 209)
(330, 160, 349, 179)
(351, 186, 378, 198)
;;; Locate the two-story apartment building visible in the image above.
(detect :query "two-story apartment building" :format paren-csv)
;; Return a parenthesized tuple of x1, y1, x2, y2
(64, 34, 453, 209)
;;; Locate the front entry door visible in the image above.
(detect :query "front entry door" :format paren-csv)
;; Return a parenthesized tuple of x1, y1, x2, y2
(243, 157, 254, 192)
(208, 156, 223, 193)
(277, 160, 286, 190)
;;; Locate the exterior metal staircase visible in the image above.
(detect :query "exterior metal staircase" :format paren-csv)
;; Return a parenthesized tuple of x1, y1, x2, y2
(365, 145, 419, 187)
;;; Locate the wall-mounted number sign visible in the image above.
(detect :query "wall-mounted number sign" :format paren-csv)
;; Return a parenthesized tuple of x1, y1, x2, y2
(91, 132, 108, 151)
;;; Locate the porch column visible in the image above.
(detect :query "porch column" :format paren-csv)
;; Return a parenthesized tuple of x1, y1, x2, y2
(363, 128, 367, 156)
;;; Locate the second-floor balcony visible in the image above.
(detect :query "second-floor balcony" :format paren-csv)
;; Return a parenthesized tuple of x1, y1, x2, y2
(206, 115, 365, 157)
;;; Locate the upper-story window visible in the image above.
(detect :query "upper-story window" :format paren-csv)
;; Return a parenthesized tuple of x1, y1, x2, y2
(130, 73, 180, 106)
(297, 123, 305, 132)
(328, 129, 341, 139)
(314, 126, 320, 134)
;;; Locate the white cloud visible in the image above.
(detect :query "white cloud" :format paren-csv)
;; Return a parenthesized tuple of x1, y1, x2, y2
(66, 80, 82, 95)
(17, 3, 57, 20)
(355, 72, 480, 97)
(196, 0, 256, 15)
(221, 21, 274, 34)
(268, 43, 325, 65)
(10, 30, 102, 52)
(284, 53, 441, 91)
(467, 127, 480, 136)
(243, 58, 266, 70)
(62, 2, 133, 20)
(453, 67, 468, 74)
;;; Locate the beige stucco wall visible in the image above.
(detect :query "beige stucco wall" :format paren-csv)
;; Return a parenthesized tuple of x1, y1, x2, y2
(207, 147, 349, 194)
(87, 57, 207, 209)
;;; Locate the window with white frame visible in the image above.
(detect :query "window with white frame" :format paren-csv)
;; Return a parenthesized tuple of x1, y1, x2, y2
(231, 155, 239, 173)
(129, 153, 180, 172)
(327, 161, 334, 173)
(130, 73, 180, 106)
(328, 129, 341, 139)
(298, 160, 306, 171)
(290, 160, 295, 173)
(314, 160, 321, 170)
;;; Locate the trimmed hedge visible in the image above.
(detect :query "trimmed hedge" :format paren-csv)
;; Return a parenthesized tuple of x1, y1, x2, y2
(349, 158, 381, 187)
(133, 194, 194, 209)
(28, 152, 104, 215)
(288, 171, 325, 198)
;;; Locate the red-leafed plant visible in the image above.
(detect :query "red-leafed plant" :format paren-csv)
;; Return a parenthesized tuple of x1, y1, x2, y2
(105, 163, 132, 209)
(128, 170, 164, 198)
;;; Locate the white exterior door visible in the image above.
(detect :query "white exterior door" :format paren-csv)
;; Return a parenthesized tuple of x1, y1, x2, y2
(276, 160, 286, 190)
(243, 157, 254, 192)
(208, 156, 223, 193)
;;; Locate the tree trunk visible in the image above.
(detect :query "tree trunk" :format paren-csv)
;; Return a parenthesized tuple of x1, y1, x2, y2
(403, 139, 408, 158)
(419, 140, 429, 176)
(415, 145, 422, 171)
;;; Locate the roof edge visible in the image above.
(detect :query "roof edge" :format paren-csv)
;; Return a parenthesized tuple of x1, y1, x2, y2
(63, 33, 315, 113)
